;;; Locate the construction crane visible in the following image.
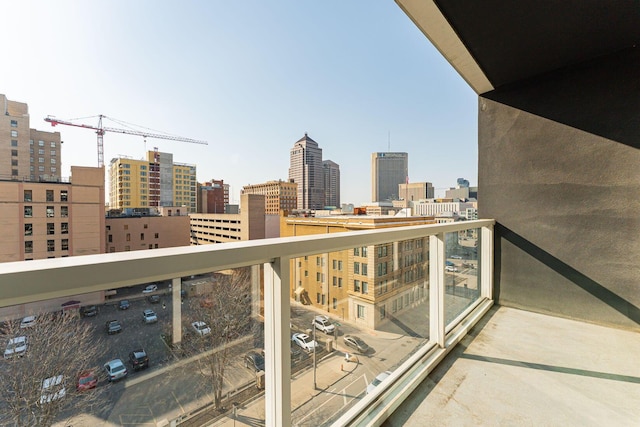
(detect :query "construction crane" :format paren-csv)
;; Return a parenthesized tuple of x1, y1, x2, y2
(44, 114, 208, 167)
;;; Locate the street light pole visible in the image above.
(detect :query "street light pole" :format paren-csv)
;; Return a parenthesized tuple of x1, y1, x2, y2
(313, 322, 317, 389)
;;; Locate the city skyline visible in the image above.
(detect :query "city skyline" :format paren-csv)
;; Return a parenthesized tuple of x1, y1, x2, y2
(1, 2, 478, 205)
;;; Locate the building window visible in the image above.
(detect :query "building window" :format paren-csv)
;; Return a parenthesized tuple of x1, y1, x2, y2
(354, 262, 360, 274)
(11, 149, 18, 157)
(316, 257, 321, 266)
(353, 247, 359, 256)
(143, 224, 148, 229)
(51, 166, 58, 173)
(338, 278, 342, 288)
(354, 280, 360, 292)
(24, 224, 32, 236)
(60, 206, 68, 217)
(39, 157, 44, 163)
(39, 166, 45, 172)
(47, 223, 55, 235)
(10, 120, 17, 127)
(362, 282, 369, 294)
(126, 233, 131, 242)
(149, 244, 153, 249)
(357, 305, 365, 319)
(11, 140, 17, 147)
(140, 233, 144, 241)
(316, 272, 321, 282)
(47, 240, 55, 252)
(124, 224, 128, 230)
(380, 305, 386, 319)
(333, 276, 337, 287)
(46, 206, 55, 217)
(38, 140, 44, 146)
(12, 159, 18, 166)
(38, 148, 45, 155)
(11, 130, 18, 137)
(50, 158, 56, 164)
(338, 260, 343, 271)
(316, 293, 321, 304)
(50, 141, 56, 147)
(60, 190, 68, 201)
(24, 206, 33, 218)
(125, 246, 130, 251)
(362, 247, 368, 257)
(154, 244, 158, 248)
(392, 299, 397, 313)
(25, 241, 33, 254)
(304, 270, 308, 277)
(61, 223, 68, 234)
(108, 235, 112, 243)
(154, 233, 159, 238)
(24, 190, 32, 202)
(61, 239, 69, 251)
(362, 264, 368, 276)
(332, 260, 337, 269)
(46, 190, 54, 202)
(333, 298, 337, 310)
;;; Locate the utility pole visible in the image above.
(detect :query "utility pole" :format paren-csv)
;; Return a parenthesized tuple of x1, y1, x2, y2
(313, 322, 317, 389)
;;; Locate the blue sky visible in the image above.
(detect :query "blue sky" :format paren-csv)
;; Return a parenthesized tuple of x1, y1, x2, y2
(3, 1, 477, 205)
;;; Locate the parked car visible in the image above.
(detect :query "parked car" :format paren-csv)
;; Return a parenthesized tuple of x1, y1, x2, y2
(451, 255, 463, 259)
(445, 265, 458, 272)
(106, 320, 122, 335)
(4, 336, 27, 359)
(40, 374, 66, 404)
(119, 300, 130, 310)
(312, 315, 336, 334)
(80, 305, 98, 317)
(142, 309, 158, 324)
(20, 315, 36, 329)
(244, 351, 265, 372)
(77, 370, 97, 391)
(192, 321, 211, 336)
(147, 295, 161, 304)
(104, 359, 128, 382)
(292, 333, 318, 353)
(344, 335, 370, 353)
(128, 349, 149, 371)
(366, 370, 392, 394)
(142, 284, 158, 294)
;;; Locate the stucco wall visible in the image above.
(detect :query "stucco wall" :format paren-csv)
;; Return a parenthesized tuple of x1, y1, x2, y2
(479, 50, 640, 330)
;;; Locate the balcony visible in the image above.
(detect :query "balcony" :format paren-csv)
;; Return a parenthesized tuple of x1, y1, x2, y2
(0, 220, 495, 426)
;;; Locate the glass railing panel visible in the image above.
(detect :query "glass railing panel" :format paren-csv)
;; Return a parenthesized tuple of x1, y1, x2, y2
(288, 236, 430, 426)
(444, 227, 480, 326)
(0, 266, 266, 427)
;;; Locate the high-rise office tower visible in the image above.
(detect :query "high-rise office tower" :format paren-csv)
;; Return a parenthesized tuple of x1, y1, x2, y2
(289, 133, 324, 210)
(1, 94, 61, 182)
(323, 160, 340, 208)
(371, 152, 408, 202)
(109, 150, 197, 212)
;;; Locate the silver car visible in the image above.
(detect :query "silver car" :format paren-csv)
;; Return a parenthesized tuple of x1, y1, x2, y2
(142, 309, 158, 324)
(104, 359, 128, 382)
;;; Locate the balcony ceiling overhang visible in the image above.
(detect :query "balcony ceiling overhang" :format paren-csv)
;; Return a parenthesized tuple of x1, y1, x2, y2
(396, 0, 640, 94)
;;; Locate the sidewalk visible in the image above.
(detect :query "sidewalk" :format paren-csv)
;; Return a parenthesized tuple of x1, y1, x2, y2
(213, 351, 359, 427)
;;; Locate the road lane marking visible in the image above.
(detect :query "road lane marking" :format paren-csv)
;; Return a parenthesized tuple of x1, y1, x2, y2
(295, 374, 367, 425)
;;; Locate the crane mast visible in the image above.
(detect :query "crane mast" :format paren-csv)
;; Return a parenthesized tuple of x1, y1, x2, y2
(44, 115, 207, 167)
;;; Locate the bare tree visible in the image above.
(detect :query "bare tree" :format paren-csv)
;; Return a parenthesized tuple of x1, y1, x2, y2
(0, 310, 107, 426)
(183, 267, 256, 410)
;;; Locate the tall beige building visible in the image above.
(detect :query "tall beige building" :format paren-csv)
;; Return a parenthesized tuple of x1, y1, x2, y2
(0, 166, 105, 262)
(241, 180, 297, 215)
(1, 94, 61, 182)
(108, 150, 197, 212)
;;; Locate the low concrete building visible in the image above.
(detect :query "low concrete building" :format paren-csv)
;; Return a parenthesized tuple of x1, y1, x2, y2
(105, 213, 190, 253)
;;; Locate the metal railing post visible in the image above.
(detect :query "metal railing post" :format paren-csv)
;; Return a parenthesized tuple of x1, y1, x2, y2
(429, 233, 445, 348)
(264, 257, 291, 427)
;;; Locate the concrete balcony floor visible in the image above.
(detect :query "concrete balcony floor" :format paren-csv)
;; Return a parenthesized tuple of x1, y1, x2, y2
(384, 306, 640, 426)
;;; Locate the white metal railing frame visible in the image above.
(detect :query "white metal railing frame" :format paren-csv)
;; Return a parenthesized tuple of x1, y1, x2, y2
(0, 219, 494, 427)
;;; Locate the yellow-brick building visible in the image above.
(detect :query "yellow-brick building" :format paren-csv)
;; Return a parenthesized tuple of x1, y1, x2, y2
(281, 214, 435, 330)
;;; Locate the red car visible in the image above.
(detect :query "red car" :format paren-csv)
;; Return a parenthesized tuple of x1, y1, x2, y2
(77, 370, 97, 391)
